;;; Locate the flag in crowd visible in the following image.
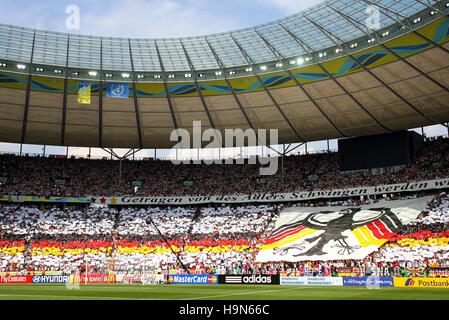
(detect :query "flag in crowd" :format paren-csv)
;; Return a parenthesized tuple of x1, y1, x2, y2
(77, 81, 91, 104)
(106, 83, 129, 99)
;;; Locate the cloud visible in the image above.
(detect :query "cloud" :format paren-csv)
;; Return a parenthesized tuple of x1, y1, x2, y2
(74, 0, 325, 38)
(256, 0, 325, 15)
(70, 0, 248, 38)
(0, 0, 323, 38)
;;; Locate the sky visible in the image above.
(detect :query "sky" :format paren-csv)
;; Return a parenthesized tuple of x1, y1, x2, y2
(0, 0, 325, 38)
(0, 0, 447, 158)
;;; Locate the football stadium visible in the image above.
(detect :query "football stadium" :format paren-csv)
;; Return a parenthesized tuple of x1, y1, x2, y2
(0, 0, 449, 308)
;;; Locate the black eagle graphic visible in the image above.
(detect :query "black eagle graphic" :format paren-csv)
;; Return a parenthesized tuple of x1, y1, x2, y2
(272, 207, 402, 257)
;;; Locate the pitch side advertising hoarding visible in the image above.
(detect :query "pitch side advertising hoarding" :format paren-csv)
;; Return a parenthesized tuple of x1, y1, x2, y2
(71, 274, 116, 284)
(394, 277, 449, 288)
(166, 274, 218, 285)
(0, 275, 33, 284)
(116, 273, 165, 284)
(219, 275, 280, 285)
(32, 275, 71, 284)
(280, 277, 343, 286)
(343, 277, 394, 287)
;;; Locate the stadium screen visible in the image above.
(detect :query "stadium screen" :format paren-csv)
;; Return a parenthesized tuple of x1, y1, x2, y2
(338, 131, 423, 172)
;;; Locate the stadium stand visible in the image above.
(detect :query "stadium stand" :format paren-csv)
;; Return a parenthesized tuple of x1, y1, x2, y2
(1, 189, 448, 277)
(0, 136, 448, 197)
(1, 0, 449, 306)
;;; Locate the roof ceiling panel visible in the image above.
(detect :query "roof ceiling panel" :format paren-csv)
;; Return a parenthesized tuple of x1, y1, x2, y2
(0, 119, 21, 143)
(372, 61, 420, 83)
(140, 112, 174, 128)
(25, 122, 61, 145)
(175, 111, 211, 128)
(171, 96, 208, 112)
(428, 66, 449, 88)
(138, 97, 171, 113)
(27, 105, 62, 125)
(102, 126, 139, 148)
(405, 46, 449, 73)
(304, 79, 346, 99)
(280, 101, 324, 120)
(406, 91, 449, 118)
(103, 96, 135, 112)
(0, 104, 23, 121)
(389, 76, 443, 99)
(244, 105, 286, 124)
(203, 95, 242, 112)
(65, 124, 99, 147)
(66, 95, 99, 127)
(0, 87, 26, 106)
(268, 86, 309, 105)
(142, 128, 177, 149)
(336, 70, 382, 92)
(102, 111, 138, 127)
(237, 91, 273, 108)
(208, 109, 249, 127)
(29, 91, 63, 108)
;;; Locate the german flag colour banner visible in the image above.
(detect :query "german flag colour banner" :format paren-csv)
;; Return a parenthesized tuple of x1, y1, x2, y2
(256, 197, 432, 262)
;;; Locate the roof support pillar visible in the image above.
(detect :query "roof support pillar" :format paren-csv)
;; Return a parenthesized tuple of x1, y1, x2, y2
(128, 39, 144, 149)
(99, 38, 104, 148)
(61, 35, 70, 146)
(155, 43, 178, 130)
(21, 31, 36, 144)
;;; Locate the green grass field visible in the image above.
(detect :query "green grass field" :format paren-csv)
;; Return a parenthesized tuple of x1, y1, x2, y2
(0, 285, 448, 300)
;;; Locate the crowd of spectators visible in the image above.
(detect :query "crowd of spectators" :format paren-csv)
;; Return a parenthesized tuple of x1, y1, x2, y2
(0, 136, 448, 197)
(0, 204, 274, 273)
(191, 205, 274, 238)
(0, 193, 448, 276)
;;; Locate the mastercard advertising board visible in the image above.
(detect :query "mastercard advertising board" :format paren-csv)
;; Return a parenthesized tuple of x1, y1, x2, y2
(394, 277, 449, 288)
(165, 274, 218, 285)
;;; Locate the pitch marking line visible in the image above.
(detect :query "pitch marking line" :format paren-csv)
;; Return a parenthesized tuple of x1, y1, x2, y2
(0, 294, 169, 300)
(179, 287, 302, 300)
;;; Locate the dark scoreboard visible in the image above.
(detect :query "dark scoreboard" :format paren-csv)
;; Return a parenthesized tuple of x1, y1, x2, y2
(338, 131, 423, 172)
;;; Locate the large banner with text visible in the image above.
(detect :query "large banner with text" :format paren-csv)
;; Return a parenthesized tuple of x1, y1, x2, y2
(97, 178, 449, 205)
(256, 197, 431, 262)
(1, 178, 448, 206)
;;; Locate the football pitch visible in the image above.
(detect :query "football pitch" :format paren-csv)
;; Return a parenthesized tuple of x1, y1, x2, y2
(0, 285, 449, 300)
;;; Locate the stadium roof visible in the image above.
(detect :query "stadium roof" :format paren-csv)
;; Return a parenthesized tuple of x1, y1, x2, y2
(0, 0, 448, 149)
(0, 0, 442, 73)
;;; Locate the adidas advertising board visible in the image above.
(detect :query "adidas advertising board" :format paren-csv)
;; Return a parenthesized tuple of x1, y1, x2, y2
(219, 275, 280, 285)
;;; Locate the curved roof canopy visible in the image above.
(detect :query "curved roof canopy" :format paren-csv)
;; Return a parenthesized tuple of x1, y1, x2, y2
(0, 0, 442, 76)
(0, 0, 448, 149)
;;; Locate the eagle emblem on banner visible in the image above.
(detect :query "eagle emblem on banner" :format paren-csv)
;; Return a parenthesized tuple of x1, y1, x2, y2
(256, 198, 430, 262)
